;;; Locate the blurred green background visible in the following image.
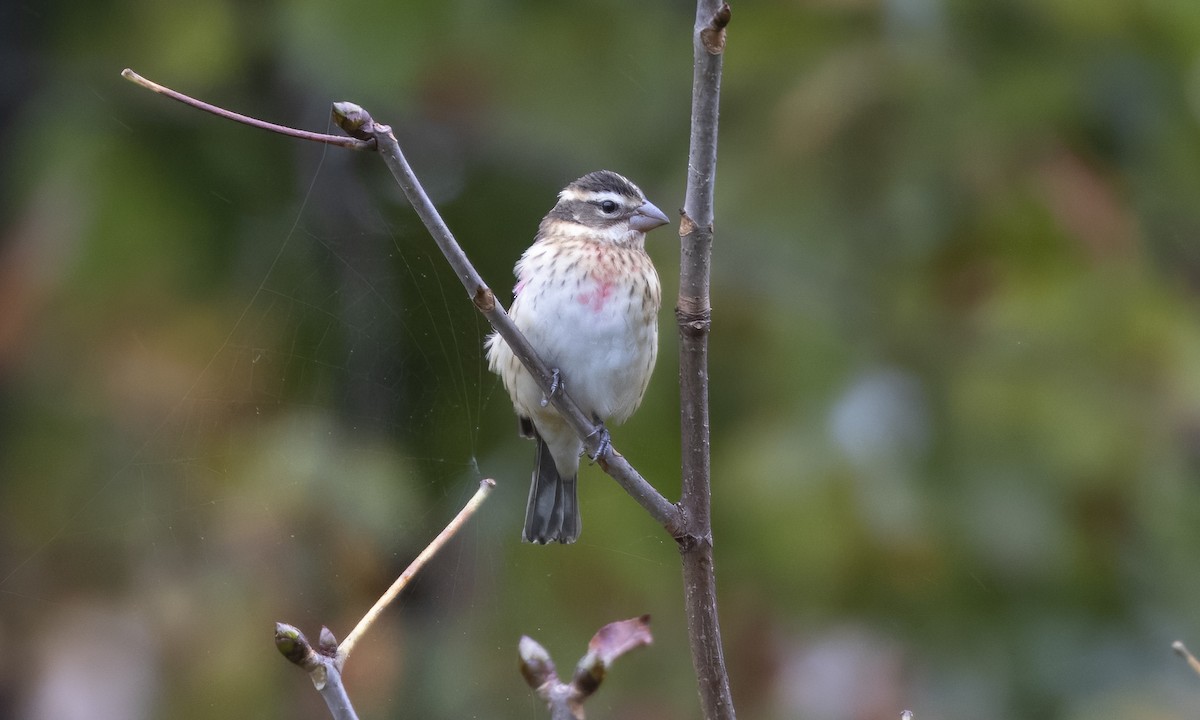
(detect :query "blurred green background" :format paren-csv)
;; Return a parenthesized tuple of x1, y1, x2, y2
(3, 0, 1200, 718)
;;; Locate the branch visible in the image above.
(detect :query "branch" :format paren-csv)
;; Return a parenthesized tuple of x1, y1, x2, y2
(1174, 640, 1200, 678)
(276, 624, 359, 720)
(519, 615, 654, 720)
(336, 477, 496, 667)
(121, 69, 373, 151)
(332, 101, 684, 535)
(120, 69, 683, 536)
(274, 478, 494, 719)
(677, 3, 736, 720)
(122, 65, 727, 717)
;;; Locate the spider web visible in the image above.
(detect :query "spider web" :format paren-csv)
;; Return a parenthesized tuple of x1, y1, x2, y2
(3, 134, 683, 720)
(2, 143, 505, 631)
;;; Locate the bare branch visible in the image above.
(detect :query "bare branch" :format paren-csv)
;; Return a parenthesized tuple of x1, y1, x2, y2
(120, 69, 374, 151)
(273, 480, 493, 719)
(330, 103, 685, 536)
(119, 70, 684, 537)
(677, 2, 736, 720)
(337, 477, 496, 666)
(520, 616, 653, 720)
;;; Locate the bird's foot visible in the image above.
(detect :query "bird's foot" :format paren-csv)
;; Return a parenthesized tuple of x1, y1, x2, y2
(540, 368, 562, 408)
(587, 421, 611, 463)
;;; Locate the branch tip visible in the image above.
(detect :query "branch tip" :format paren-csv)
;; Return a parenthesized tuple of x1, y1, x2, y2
(275, 622, 321, 670)
(1174, 640, 1200, 677)
(120, 69, 374, 151)
(587, 615, 653, 664)
(571, 615, 654, 700)
(336, 477, 495, 664)
(332, 101, 376, 142)
(519, 636, 558, 689)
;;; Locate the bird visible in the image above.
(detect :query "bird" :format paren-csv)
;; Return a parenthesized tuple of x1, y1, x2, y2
(486, 170, 670, 544)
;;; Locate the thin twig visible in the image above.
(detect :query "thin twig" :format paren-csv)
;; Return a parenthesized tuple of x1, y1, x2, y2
(274, 480, 493, 718)
(677, 3, 735, 720)
(337, 477, 496, 667)
(120, 69, 374, 151)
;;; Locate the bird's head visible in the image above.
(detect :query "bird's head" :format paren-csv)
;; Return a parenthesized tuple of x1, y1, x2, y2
(539, 170, 671, 246)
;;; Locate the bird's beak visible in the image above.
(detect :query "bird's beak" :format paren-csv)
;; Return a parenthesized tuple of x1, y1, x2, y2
(629, 201, 671, 233)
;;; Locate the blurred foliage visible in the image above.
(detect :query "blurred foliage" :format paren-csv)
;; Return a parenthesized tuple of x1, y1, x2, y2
(3, 0, 1200, 719)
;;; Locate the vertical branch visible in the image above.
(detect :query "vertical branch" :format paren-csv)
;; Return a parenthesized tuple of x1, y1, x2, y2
(677, 3, 734, 720)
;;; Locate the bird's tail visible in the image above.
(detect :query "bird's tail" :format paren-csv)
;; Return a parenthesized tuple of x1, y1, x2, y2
(522, 433, 580, 544)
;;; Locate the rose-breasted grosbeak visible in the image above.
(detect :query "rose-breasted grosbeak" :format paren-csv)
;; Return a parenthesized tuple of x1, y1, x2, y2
(486, 170, 670, 544)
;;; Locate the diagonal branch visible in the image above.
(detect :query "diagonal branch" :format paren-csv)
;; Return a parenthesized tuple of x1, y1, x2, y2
(276, 479, 494, 719)
(118, 70, 684, 537)
(332, 103, 684, 536)
(336, 477, 496, 667)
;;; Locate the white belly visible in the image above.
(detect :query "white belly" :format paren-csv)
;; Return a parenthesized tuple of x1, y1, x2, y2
(516, 275, 658, 423)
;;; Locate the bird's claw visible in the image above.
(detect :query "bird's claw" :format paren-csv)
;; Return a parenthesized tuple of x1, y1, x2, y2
(540, 368, 562, 408)
(587, 423, 611, 463)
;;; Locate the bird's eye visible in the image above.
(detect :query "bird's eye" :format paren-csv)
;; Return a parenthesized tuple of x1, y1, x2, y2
(599, 200, 619, 214)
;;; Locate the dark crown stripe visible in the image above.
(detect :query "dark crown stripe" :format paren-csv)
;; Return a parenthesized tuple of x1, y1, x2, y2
(569, 170, 643, 201)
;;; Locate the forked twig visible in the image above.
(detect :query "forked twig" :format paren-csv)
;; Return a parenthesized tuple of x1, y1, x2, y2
(274, 478, 495, 719)
(519, 615, 654, 720)
(276, 624, 358, 720)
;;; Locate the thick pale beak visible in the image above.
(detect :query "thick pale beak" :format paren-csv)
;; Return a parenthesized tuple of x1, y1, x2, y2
(629, 201, 671, 233)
